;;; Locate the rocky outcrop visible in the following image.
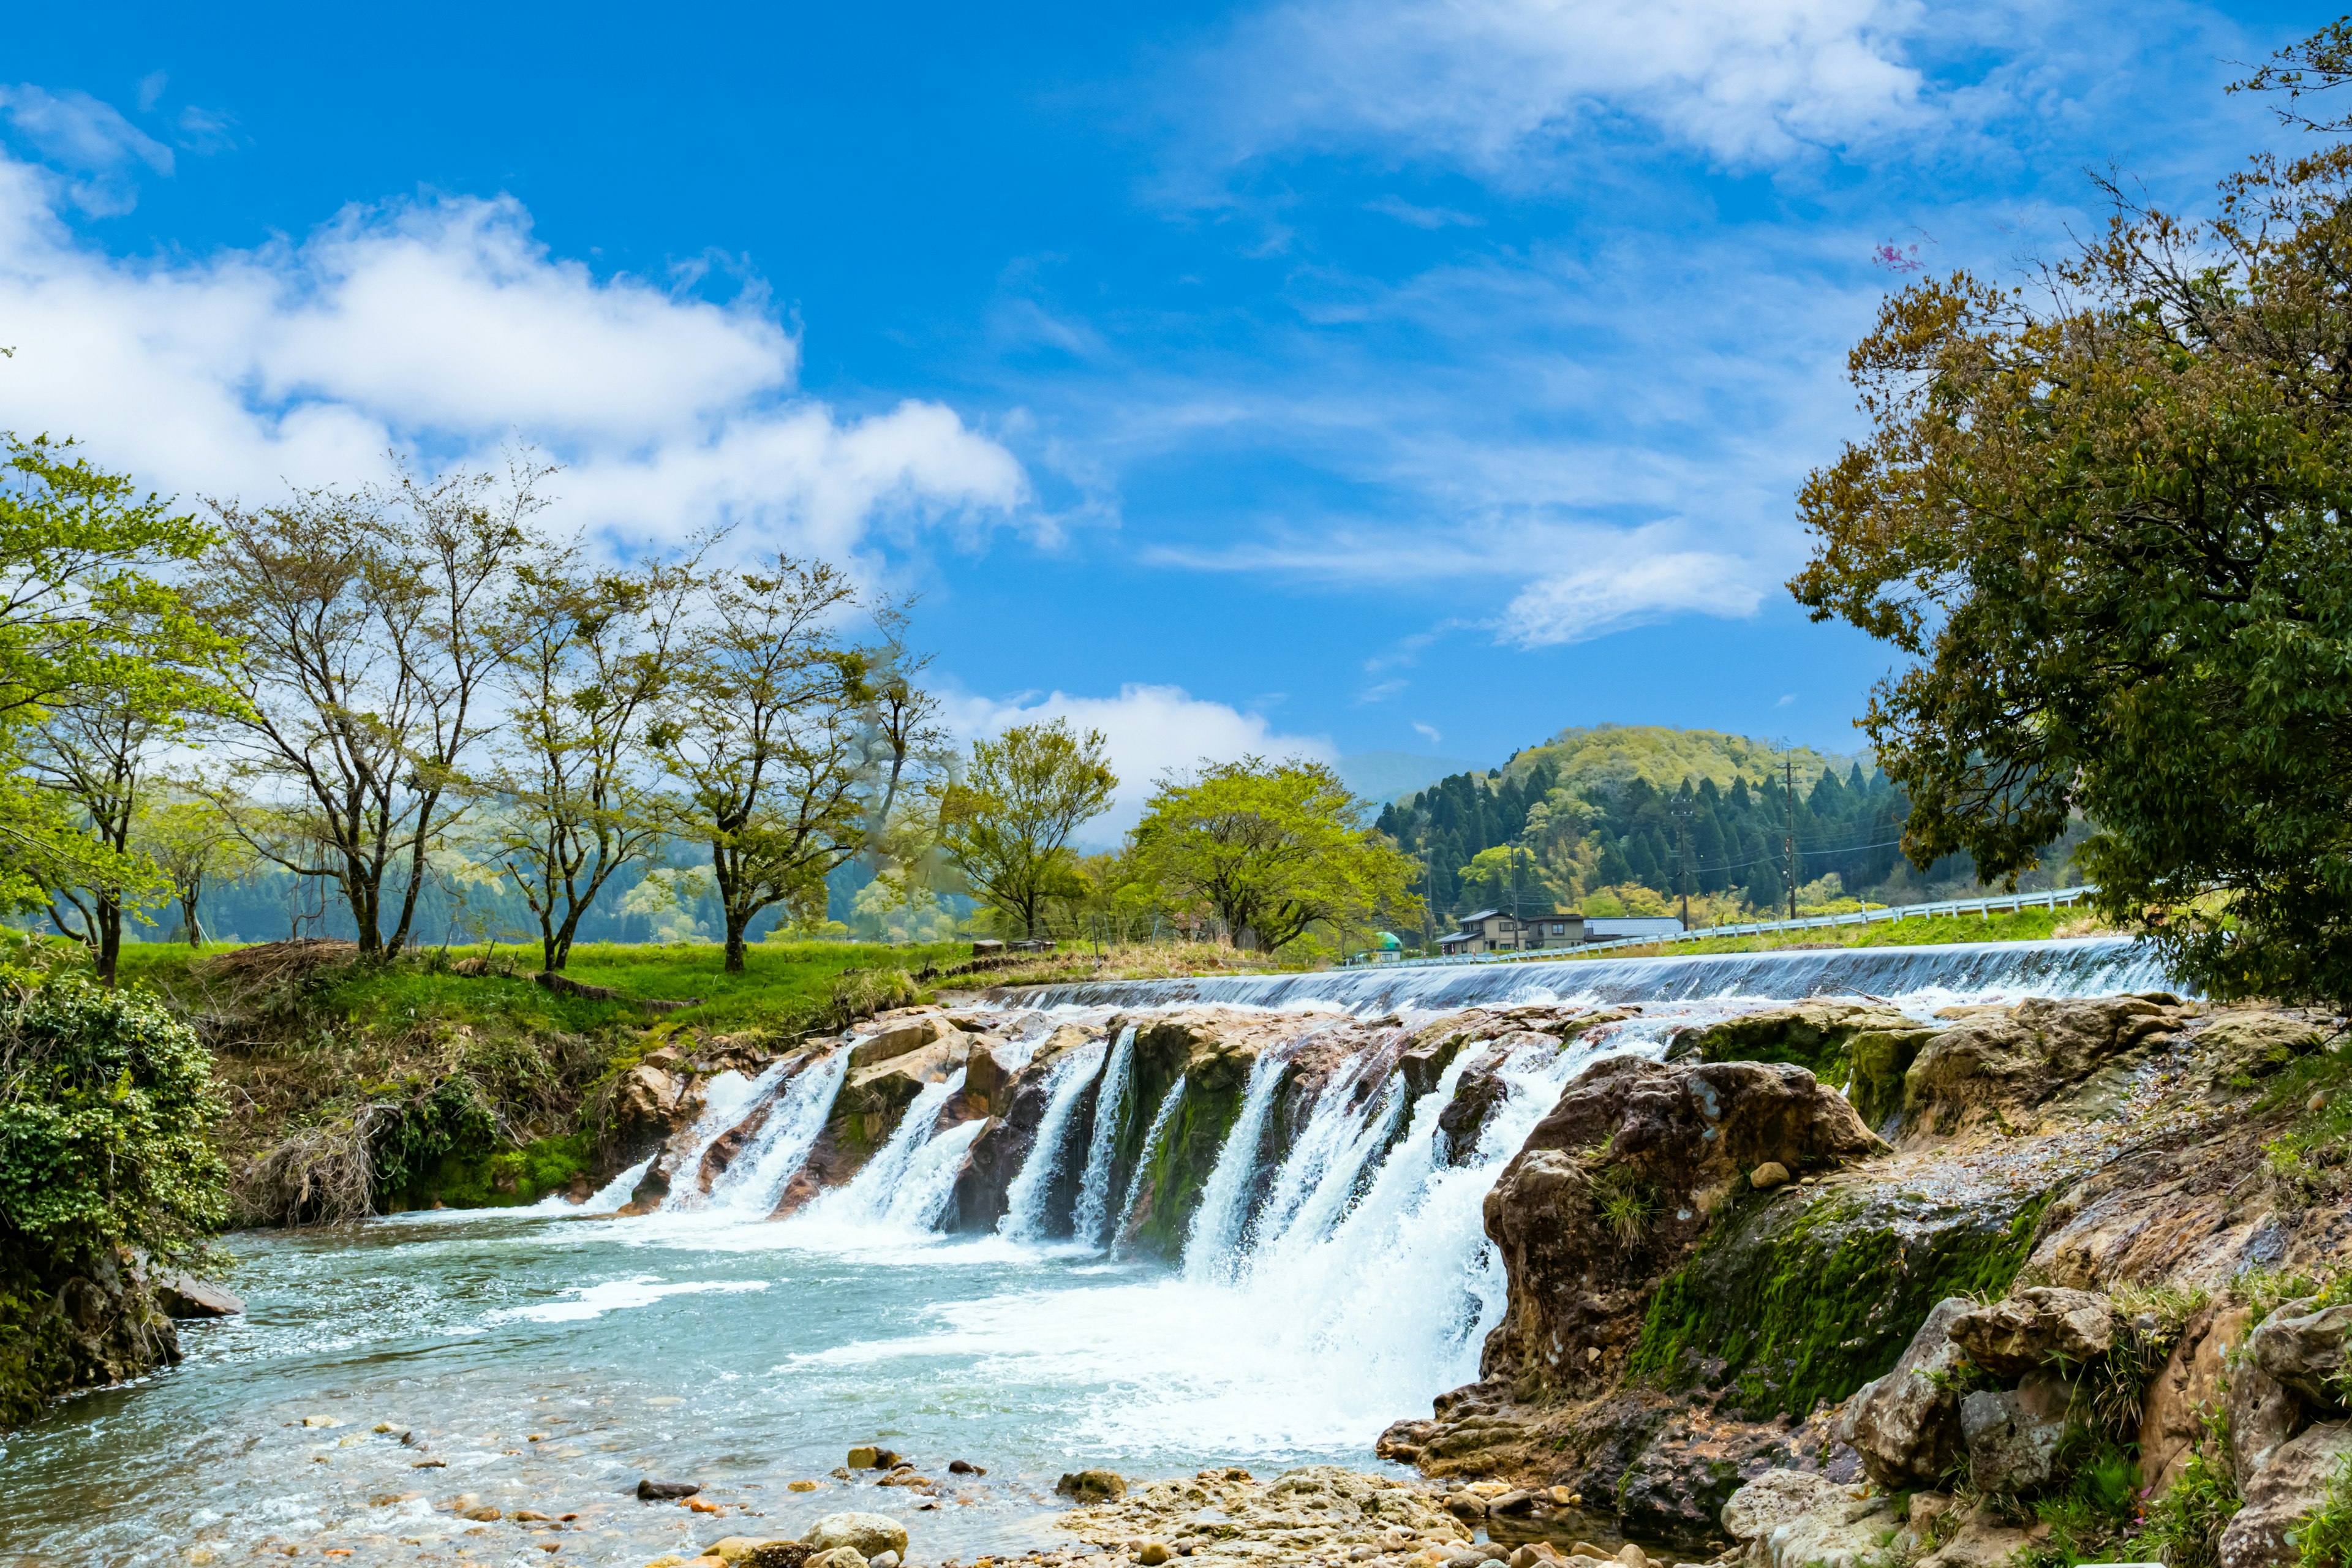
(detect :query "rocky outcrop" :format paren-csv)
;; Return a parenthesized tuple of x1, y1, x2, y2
(1836, 1297, 1971, 1487)
(1958, 1374, 2073, 1493)
(1, 1251, 183, 1427)
(2247, 1300, 2351, 1411)
(1947, 1285, 2114, 1376)
(1721, 1469, 1904, 1568)
(2220, 1419, 2352, 1568)
(1899, 993, 2192, 1141)
(1480, 1055, 1886, 1400)
(775, 1037, 968, 1216)
(951, 1025, 1095, 1233)
(2140, 1301, 2255, 1492)
(1672, 1003, 1937, 1131)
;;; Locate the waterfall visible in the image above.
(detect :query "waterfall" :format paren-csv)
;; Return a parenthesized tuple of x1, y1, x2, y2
(1000, 1039, 1110, 1243)
(655, 1060, 793, 1212)
(1069, 1025, 1138, 1249)
(1182, 1050, 1289, 1281)
(707, 1049, 851, 1214)
(1249, 1070, 1406, 1264)
(1003, 934, 2181, 1014)
(1111, 1074, 1189, 1250)
(803, 1070, 966, 1230)
(881, 1115, 989, 1231)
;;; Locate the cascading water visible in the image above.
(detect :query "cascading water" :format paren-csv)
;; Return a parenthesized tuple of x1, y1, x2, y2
(655, 1059, 793, 1212)
(1009, 934, 2179, 1014)
(1182, 1049, 1289, 1280)
(1250, 1070, 1407, 1266)
(1000, 1039, 1109, 1242)
(805, 1070, 967, 1231)
(1069, 1025, 1137, 1248)
(707, 1048, 853, 1214)
(1111, 1074, 1188, 1250)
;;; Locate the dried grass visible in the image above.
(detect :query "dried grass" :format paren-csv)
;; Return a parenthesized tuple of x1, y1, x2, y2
(194, 938, 361, 984)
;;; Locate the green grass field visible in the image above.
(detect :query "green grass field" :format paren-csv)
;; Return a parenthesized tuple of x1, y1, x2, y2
(115, 937, 975, 1035)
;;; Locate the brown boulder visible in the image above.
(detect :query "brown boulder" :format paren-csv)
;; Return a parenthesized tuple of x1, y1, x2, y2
(1480, 1056, 1885, 1397)
(1901, 995, 2187, 1140)
(1946, 1287, 2114, 1377)
(2140, 1303, 2255, 1493)
(609, 1062, 685, 1161)
(2219, 1419, 2352, 1568)
(1838, 1297, 1972, 1487)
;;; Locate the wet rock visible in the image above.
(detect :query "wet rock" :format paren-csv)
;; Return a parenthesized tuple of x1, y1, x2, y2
(1959, 1374, 2072, 1494)
(151, 1272, 245, 1318)
(608, 1063, 685, 1164)
(1137, 1545, 1172, 1566)
(1480, 1056, 1887, 1399)
(1901, 995, 2187, 1140)
(1720, 1469, 1895, 1568)
(1056, 1469, 1128, 1502)
(1838, 1297, 1972, 1487)
(800, 1512, 908, 1560)
(1437, 1061, 1513, 1167)
(2218, 1420, 2352, 1568)
(804, 1550, 866, 1568)
(2247, 1300, 2351, 1411)
(1947, 1287, 2114, 1378)
(639, 1479, 702, 1500)
(745, 1546, 815, 1568)
(846, 1447, 881, 1469)
(1672, 1001, 1924, 1097)
(849, 1016, 953, 1069)
(946, 1458, 978, 1474)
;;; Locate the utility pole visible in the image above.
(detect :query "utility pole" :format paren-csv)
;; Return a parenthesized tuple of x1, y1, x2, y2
(1673, 801, 1694, 930)
(1422, 842, 1438, 952)
(1784, 754, 1799, 923)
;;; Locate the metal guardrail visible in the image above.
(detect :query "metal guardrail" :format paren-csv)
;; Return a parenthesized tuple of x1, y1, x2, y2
(1351, 885, 2098, 970)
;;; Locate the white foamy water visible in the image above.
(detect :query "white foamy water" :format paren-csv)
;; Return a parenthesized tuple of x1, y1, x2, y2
(1000, 1040, 1107, 1242)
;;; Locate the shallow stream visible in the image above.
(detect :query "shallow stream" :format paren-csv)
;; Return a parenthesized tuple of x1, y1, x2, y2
(0, 938, 2179, 1567)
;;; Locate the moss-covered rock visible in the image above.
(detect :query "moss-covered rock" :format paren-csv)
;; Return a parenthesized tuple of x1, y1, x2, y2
(397, 1133, 594, 1209)
(1626, 1181, 2054, 1418)
(0, 1251, 181, 1428)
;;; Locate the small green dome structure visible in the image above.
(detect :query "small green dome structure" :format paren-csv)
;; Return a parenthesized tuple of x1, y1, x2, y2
(1374, 930, 1402, 951)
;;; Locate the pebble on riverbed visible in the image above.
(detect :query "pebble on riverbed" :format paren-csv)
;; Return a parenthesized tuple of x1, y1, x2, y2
(1056, 1464, 1472, 1568)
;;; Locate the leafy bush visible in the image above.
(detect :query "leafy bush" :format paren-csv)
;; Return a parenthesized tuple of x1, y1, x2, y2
(0, 977, 226, 1271)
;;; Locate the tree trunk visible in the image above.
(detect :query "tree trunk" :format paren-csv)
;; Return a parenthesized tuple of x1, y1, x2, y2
(724, 919, 748, 973)
(96, 894, 121, 985)
(181, 883, 205, 948)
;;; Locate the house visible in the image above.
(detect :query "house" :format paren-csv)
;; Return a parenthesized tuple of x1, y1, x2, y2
(1438, 908, 1586, 956)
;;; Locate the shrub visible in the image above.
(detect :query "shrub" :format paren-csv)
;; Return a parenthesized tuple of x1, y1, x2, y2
(0, 977, 227, 1272)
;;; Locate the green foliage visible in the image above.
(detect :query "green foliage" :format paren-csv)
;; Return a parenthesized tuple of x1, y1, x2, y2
(935, 719, 1118, 939)
(0, 976, 227, 1270)
(2297, 1453, 2352, 1568)
(1630, 1188, 2052, 1417)
(405, 1134, 592, 1209)
(1590, 1163, 1657, 1248)
(1135, 756, 1423, 952)
(820, 967, 919, 1031)
(1790, 26, 2352, 1008)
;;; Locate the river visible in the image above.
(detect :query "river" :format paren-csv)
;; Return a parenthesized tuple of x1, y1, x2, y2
(0, 938, 2178, 1567)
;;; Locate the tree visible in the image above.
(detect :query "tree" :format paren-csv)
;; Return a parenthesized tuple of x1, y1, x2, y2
(134, 793, 259, 948)
(198, 459, 546, 957)
(0, 439, 234, 979)
(652, 556, 869, 971)
(474, 546, 693, 971)
(1790, 23, 2352, 1005)
(935, 721, 1117, 939)
(1131, 756, 1423, 952)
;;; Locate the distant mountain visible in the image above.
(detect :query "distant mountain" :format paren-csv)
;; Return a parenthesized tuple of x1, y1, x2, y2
(1500, 725, 1863, 797)
(1339, 750, 1482, 804)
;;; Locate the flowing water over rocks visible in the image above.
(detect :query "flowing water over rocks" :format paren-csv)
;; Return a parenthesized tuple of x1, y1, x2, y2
(12, 937, 2350, 1568)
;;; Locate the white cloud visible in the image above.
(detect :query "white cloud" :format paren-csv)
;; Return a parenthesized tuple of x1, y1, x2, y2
(1214, 0, 1933, 172)
(1497, 546, 1763, 646)
(0, 144, 1026, 559)
(1412, 720, 1444, 745)
(946, 682, 1337, 842)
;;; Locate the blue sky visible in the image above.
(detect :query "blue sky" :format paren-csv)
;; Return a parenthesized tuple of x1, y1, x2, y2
(0, 0, 2320, 823)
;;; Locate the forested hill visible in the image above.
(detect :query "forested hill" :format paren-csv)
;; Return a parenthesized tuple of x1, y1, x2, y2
(1373, 724, 1959, 922)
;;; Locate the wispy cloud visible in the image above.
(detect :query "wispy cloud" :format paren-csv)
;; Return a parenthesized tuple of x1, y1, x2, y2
(0, 85, 173, 213)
